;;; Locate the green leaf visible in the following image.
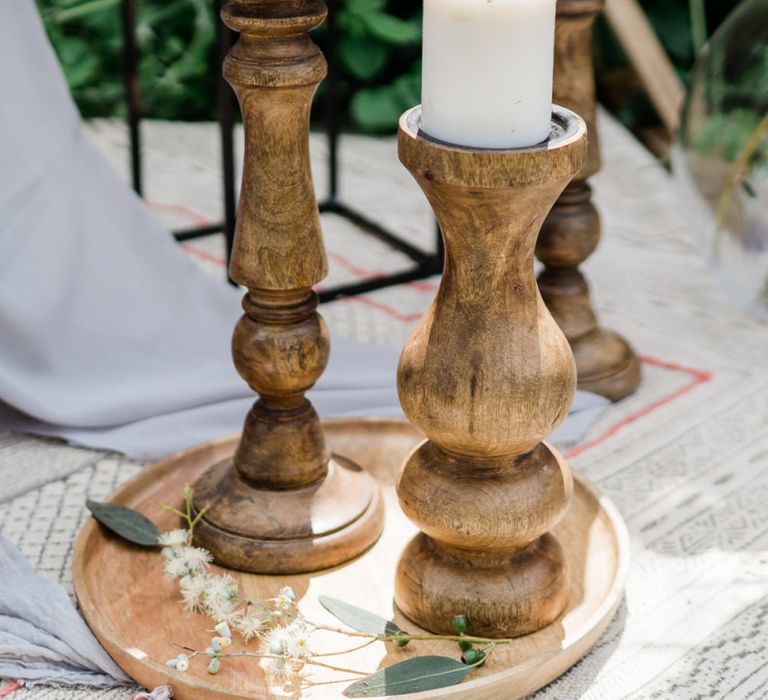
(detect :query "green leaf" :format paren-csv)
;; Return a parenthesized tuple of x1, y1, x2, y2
(45, 0, 120, 24)
(356, 11, 421, 46)
(343, 656, 473, 697)
(86, 499, 161, 547)
(350, 69, 420, 133)
(339, 36, 389, 81)
(319, 596, 405, 636)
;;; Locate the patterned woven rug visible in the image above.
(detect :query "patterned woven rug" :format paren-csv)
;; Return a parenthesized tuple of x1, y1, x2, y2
(2, 111, 767, 699)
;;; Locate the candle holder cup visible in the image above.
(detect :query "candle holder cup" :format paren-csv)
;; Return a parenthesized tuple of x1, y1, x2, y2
(189, 0, 384, 574)
(394, 106, 587, 637)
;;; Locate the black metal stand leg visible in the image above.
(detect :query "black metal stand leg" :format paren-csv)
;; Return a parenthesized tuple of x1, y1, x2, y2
(216, 0, 237, 278)
(120, 0, 142, 196)
(324, 0, 340, 201)
(314, 0, 444, 303)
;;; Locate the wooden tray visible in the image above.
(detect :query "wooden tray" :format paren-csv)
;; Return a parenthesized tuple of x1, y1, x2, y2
(72, 418, 629, 699)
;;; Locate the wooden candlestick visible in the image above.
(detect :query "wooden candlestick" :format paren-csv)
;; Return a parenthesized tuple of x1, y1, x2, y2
(190, 0, 384, 574)
(537, 0, 641, 402)
(394, 106, 587, 638)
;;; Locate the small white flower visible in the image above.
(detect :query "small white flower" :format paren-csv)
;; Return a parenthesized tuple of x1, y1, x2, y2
(265, 656, 288, 687)
(179, 574, 210, 613)
(164, 556, 189, 580)
(203, 574, 239, 622)
(261, 625, 291, 657)
(176, 546, 212, 574)
(158, 529, 189, 548)
(271, 586, 296, 611)
(234, 613, 267, 642)
(174, 653, 189, 672)
(207, 657, 221, 675)
(284, 621, 313, 660)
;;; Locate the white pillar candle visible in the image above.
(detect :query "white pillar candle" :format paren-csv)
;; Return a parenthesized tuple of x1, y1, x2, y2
(421, 0, 557, 149)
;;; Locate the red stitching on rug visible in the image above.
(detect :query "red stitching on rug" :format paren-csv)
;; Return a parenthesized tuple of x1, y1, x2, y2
(343, 296, 424, 322)
(147, 201, 210, 226)
(327, 252, 437, 292)
(564, 355, 713, 459)
(179, 243, 227, 267)
(0, 682, 21, 697)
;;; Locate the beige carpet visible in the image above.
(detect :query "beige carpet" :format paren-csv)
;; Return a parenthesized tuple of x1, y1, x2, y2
(2, 111, 768, 699)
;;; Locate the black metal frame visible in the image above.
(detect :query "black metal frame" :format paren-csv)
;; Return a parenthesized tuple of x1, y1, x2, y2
(119, 0, 443, 301)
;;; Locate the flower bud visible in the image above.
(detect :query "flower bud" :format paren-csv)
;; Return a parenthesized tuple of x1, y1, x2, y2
(452, 614, 467, 635)
(212, 636, 231, 651)
(461, 649, 486, 666)
(207, 658, 221, 675)
(214, 622, 232, 639)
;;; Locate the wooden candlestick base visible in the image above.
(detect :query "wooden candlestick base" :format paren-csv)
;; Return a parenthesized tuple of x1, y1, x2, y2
(537, 0, 641, 402)
(190, 0, 383, 574)
(394, 107, 587, 638)
(192, 448, 384, 574)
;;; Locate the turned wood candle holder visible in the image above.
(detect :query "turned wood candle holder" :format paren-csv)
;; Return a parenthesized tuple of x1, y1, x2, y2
(394, 106, 587, 638)
(190, 0, 384, 574)
(537, 0, 641, 402)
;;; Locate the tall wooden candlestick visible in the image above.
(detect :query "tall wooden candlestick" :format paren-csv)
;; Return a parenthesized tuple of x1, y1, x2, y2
(394, 106, 586, 637)
(191, 0, 383, 574)
(537, 0, 641, 401)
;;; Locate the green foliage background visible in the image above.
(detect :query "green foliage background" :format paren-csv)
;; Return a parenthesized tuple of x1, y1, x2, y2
(36, 0, 744, 133)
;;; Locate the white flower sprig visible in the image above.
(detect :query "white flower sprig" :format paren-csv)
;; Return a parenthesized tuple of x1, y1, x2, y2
(156, 485, 509, 697)
(159, 486, 320, 690)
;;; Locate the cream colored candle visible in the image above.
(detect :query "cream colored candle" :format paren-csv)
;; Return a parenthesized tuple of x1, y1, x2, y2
(421, 0, 556, 149)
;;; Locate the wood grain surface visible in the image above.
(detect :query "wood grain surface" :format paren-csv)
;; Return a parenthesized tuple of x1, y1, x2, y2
(394, 107, 588, 638)
(190, 0, 383, 573)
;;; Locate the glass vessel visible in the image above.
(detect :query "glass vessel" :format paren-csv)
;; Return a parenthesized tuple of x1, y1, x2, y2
(674, 0, 768, 320)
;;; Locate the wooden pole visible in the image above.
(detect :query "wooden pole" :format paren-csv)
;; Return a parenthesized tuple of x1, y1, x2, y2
(604, 0, 685, 135)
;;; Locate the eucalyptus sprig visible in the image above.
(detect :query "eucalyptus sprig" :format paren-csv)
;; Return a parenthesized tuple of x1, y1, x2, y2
(85, 487, 517, 697)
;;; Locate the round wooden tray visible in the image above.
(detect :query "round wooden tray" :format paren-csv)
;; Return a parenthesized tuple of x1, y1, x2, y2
(73, 418, 629, 700)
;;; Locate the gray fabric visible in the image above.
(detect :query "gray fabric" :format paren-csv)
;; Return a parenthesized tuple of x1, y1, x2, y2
(0, 536, 130, 688)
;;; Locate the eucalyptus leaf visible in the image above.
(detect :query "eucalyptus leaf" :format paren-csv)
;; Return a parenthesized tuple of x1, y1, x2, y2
(343, 656, 473, 697)
(319, 596, 405, 636)
(86, 499, 161, 547)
